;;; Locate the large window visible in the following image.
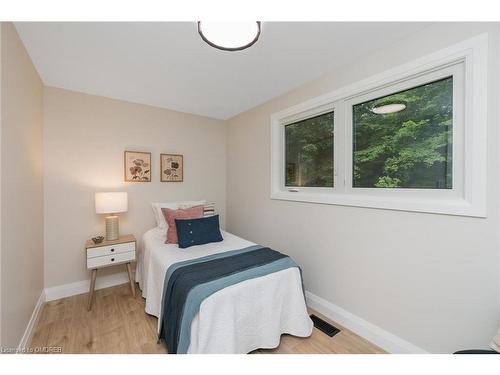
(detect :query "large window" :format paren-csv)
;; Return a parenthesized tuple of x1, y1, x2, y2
(285, 111, 334, 187)
(270, 34, 488, 217)
(353, 77, 453, 189)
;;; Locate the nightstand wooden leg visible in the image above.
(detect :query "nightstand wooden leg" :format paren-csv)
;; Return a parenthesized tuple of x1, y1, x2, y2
(87, 269, 97, 311)
(126, 262, 135, 297)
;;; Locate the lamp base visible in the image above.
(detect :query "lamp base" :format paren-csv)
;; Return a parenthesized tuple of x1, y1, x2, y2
(105, 215, 119, 241)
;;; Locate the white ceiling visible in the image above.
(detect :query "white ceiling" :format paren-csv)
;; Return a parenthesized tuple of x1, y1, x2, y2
(15, 22, 431, 120)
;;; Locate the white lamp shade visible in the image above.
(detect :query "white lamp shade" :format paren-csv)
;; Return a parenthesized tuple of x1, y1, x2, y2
(95, 192, 128, 214)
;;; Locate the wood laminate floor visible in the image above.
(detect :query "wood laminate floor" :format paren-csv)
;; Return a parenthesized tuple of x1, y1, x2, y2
(30, 283, 385, 354)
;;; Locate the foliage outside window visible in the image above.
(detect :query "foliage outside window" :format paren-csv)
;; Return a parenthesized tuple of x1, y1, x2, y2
(272, 39, 487, 217)
(353, 77, 453, 189)
(285, 111, 334, 187)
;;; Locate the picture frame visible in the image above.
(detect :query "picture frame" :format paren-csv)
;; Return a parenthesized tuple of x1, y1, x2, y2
(160, 154, 183, 182)
(124, 151, 152, 182)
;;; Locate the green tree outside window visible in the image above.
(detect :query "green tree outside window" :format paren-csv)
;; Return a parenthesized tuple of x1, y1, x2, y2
(353, 77, 453, 189)
(285, 111, 334, 187)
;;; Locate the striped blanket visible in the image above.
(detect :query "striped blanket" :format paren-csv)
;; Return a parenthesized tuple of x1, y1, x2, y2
(158, 245, 302, 354)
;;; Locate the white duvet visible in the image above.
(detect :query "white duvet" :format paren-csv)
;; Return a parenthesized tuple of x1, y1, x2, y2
(136, 228, 313, 353)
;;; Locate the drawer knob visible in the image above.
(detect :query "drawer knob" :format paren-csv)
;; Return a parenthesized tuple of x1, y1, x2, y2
(111, 258, 115, 262)
(110, 248, 115, 252)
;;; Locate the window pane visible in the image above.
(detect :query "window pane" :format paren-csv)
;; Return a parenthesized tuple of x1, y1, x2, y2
(353, 77, 453, 189)
(285, 111, 334, 187)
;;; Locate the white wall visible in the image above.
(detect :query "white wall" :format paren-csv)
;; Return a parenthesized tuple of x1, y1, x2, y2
(43, 87, 226, 288)
(226, 23, 500, 353)
(0, 22, 44, 349)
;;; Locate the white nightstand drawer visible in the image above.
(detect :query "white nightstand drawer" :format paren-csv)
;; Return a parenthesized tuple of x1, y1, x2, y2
(87, 250, 136, 269)
(87, 241, 135, 259)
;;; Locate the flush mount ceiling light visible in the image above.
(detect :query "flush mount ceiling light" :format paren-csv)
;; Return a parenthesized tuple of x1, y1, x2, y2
(371, 97, 407, 114)
(198, 21, 261, 51)
(371, 103, 407, 114)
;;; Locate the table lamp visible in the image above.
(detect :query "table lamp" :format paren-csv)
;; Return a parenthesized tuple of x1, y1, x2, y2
(95, 192, 128, 241)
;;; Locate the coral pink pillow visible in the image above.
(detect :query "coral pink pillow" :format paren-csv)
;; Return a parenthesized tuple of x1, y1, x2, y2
(161, 205, 204, 244)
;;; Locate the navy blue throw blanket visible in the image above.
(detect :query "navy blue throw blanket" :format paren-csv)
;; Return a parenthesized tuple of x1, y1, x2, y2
(159, 247, 288, 354)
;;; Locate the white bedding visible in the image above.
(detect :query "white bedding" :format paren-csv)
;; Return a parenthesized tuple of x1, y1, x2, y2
(136, 227, 313, 353)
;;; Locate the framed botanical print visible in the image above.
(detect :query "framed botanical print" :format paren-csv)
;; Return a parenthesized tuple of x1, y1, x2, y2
(124, 151, 151, 182)
(161, 154, 183, 182)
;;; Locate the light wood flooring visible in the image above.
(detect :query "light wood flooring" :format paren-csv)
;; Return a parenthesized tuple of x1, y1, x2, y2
(30, 283, 385, 354)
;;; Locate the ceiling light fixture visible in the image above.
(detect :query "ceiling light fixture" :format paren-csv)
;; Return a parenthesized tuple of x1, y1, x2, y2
(198, 22, 261, 51)
(371, 98, 407, 114)
(371, 103, 407, 114)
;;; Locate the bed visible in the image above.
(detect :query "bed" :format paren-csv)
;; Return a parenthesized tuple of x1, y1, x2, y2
(136, 227, 313, 354)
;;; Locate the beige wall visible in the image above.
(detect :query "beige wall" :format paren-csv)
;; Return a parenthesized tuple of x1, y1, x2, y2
(43, 87, 226, 288)
(2, 20, 499, 353)
(0, 23, 44, 348)
(226, 23, 500, 353)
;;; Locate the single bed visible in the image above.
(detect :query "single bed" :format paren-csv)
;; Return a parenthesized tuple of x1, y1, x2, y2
(136, 227, 313, 354)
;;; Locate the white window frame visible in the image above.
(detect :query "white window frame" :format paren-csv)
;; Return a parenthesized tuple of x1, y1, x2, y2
(345, 63, 463, 199)
(281, 103, 337, 194)
(270, 33, 488, 217)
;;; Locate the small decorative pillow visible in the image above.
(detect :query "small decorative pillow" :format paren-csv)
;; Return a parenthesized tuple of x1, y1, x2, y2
(152, 200, 206, 229)
(175, 215, 223, 249)
(203, 203, 215, 217)
(180, 202, 216, 217)
(161, 205, 204, 244)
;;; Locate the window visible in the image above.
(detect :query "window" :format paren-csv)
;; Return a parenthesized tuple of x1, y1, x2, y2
(271, 34, 488, 217)
(285, 111, 334, 187)
(352, 77, 453, 189)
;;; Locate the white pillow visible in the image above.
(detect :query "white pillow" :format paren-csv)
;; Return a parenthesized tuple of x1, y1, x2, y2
(151, 200, 206, 229)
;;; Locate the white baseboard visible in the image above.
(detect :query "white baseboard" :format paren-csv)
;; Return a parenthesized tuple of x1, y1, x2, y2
(44, 271, 133, 302)
(305, 290, 428, 354)
(17, 290, 45, 352)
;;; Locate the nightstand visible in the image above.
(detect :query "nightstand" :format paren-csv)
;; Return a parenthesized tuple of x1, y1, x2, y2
(85, 234, 136, 310)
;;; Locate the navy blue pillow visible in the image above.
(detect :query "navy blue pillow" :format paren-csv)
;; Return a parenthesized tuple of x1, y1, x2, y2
(175, 215, 223, 249)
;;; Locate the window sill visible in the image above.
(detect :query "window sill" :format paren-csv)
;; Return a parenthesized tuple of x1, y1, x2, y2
(270, 191, 486, 218)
